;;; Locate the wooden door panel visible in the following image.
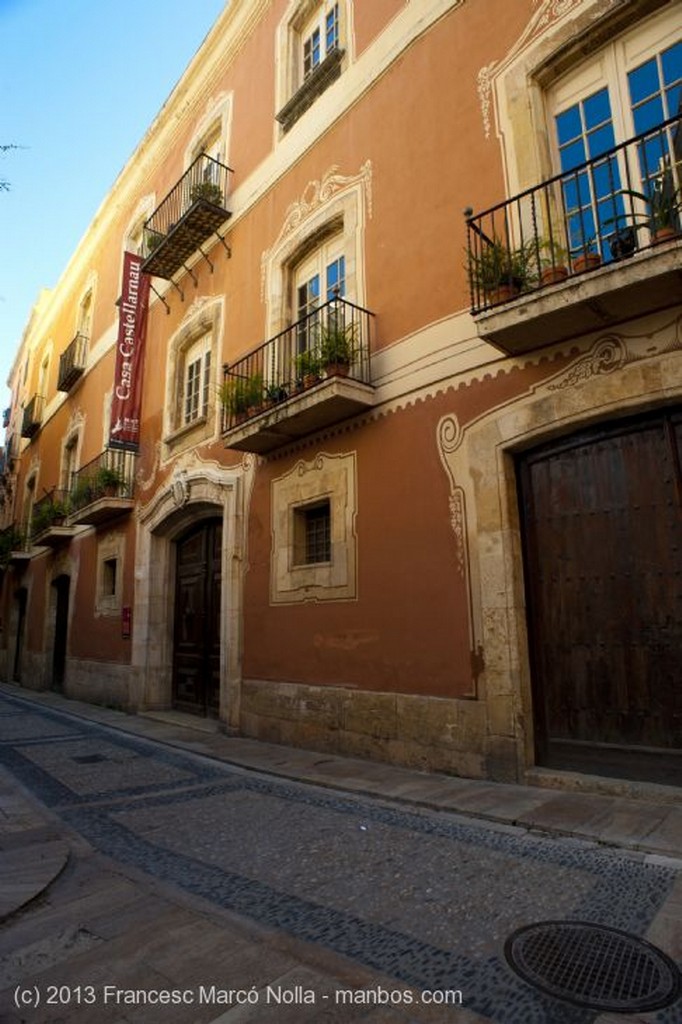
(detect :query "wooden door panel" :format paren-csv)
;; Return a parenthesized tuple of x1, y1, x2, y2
(173, 520, 222, 716)
(519, 410, 682, 780)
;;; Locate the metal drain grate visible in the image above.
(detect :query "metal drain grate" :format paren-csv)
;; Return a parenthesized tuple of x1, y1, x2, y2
(72, 754, 107, 764)
(505, 921, 681, 1012)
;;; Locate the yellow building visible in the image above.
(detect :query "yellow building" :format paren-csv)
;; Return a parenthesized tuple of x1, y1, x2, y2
(2, 0, 681, 789)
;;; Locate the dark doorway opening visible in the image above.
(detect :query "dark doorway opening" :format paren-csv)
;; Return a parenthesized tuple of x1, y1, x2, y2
(172, 518, 222, 716)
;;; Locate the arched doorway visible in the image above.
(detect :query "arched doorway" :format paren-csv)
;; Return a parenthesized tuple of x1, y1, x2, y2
(172, 518, 222, 716)
(517, 408, 682, 785)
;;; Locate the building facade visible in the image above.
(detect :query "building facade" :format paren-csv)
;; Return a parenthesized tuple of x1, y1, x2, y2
(1, 0, 681, 789)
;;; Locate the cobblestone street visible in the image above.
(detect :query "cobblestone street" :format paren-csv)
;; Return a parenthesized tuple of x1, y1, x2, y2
(0, 686, 680, 1024)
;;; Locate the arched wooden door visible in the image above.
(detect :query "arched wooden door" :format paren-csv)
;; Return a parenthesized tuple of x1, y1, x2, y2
(518, 408, 682, 785)
(172, 519, 222, 716)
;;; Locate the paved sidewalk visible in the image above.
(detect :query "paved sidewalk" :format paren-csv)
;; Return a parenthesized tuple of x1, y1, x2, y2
(1, 678, 680, 927)
(1, 681, 681, 1024)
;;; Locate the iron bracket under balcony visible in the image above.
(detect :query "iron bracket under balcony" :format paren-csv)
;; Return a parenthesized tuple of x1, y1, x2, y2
(222, 297, 376, 454)
(141, 153, 233, 281)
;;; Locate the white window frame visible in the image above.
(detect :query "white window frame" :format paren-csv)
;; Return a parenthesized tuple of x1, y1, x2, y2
(183, 333, 212, 427)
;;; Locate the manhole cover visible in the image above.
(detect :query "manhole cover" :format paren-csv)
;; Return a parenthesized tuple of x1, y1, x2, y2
(505, 921, 680, 1012)
(72, 754, 107, 764)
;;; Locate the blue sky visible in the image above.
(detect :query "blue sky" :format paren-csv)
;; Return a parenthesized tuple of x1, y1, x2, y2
(0, 0, 227, 405)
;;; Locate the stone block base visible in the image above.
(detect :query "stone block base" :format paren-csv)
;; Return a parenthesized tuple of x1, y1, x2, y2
(240, 679, 499, 779)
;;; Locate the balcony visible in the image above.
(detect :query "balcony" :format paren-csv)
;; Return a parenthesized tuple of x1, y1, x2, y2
(67, 449, 136, 528)
(58, 332, 88, 391)
(0, 523, 32, 567)
(141, 154, 233, 280)
(465, 113, 682, 354)
(31, 489, 77, 548)
(21, 395, 44, 439)
(222, 296, 375, 454)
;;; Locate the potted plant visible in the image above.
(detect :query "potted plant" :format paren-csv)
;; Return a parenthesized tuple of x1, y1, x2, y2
(571, 239, 602, 274)
(219, 378, 250, 422)
(145, 230, 163, 255)
(318, 318, 357, 376)
(264, 382, 288, 406)
(189, 181, 223, 206)
(539, 237, 569, 285)
(94, 466, 125, 497)
(616, 178, 681, 244)
(294, 348, 322, 388)
(468, 237, 535, 304)
(31, 497, 70, 538)
(71, 478, 94, 510)
(245, 372, 264, 416)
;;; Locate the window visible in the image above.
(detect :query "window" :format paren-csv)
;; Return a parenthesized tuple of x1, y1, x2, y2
(183, 334, 212, 426)
(102, 558, 117, 598)
(293, 499, 331, 565)
(61, 435, 79, 492)
(95, 534, 125, 615)
(271, 452, 357, 604)
(276, 1, 346, 133)
(293, 236, 346, 352)
(78, 291, 93, 338)
(551, 13, 682, 259)
(302, 3, 339, 80)
(163, 300, 222, 453)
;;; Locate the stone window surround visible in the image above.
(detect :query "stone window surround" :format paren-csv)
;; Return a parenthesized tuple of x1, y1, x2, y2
(162, 299, 224, 456)
(184, 94, 233, 171)
(263, 180, 365, 340)
(95, 532, 125, 617)
(271, 451, 357, 604)
(492, 0, 674, 200)
(274, 0, 352, 133)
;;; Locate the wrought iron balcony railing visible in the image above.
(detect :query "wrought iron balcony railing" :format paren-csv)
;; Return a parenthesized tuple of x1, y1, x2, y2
(221, 296, 374, 434)
(466, 112, 681, 315)
(0, 522, 30, 565)
(21, 395, 44, 439)
(69, 448, 136, 516)
(58, 332, 88, 392)
(31, 488, 73, 542)
(141, 153, 233, 280)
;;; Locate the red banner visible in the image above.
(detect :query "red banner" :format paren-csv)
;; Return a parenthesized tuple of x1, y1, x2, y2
(109, 250, 150, 450)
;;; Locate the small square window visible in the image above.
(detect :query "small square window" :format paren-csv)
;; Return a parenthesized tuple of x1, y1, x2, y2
(102, 558, 117, 597)
(293, 499, 331, 565)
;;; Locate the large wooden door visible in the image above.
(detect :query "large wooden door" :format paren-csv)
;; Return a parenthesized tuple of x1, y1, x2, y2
(518, 409, 682, 785)
(51, 575, 70, 692)
(172, 519, 222, 716)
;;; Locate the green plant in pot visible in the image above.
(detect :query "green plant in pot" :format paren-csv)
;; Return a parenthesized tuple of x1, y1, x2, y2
(615, 178, 681, 243)
(318, 318, 357, 376)
(94, 466, 125, 497)
(32, 498, 69, 536)
(189, 180, 223, 206)
(294, 348, 322, 387)
(539, 237, 569, 284)
(219, 378, 249, 420)
(468, 237, 535, 304)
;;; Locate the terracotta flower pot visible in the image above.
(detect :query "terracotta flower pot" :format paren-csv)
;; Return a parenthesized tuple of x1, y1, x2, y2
(572, 252, 602, 274)
(541, 265, 569, 286)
